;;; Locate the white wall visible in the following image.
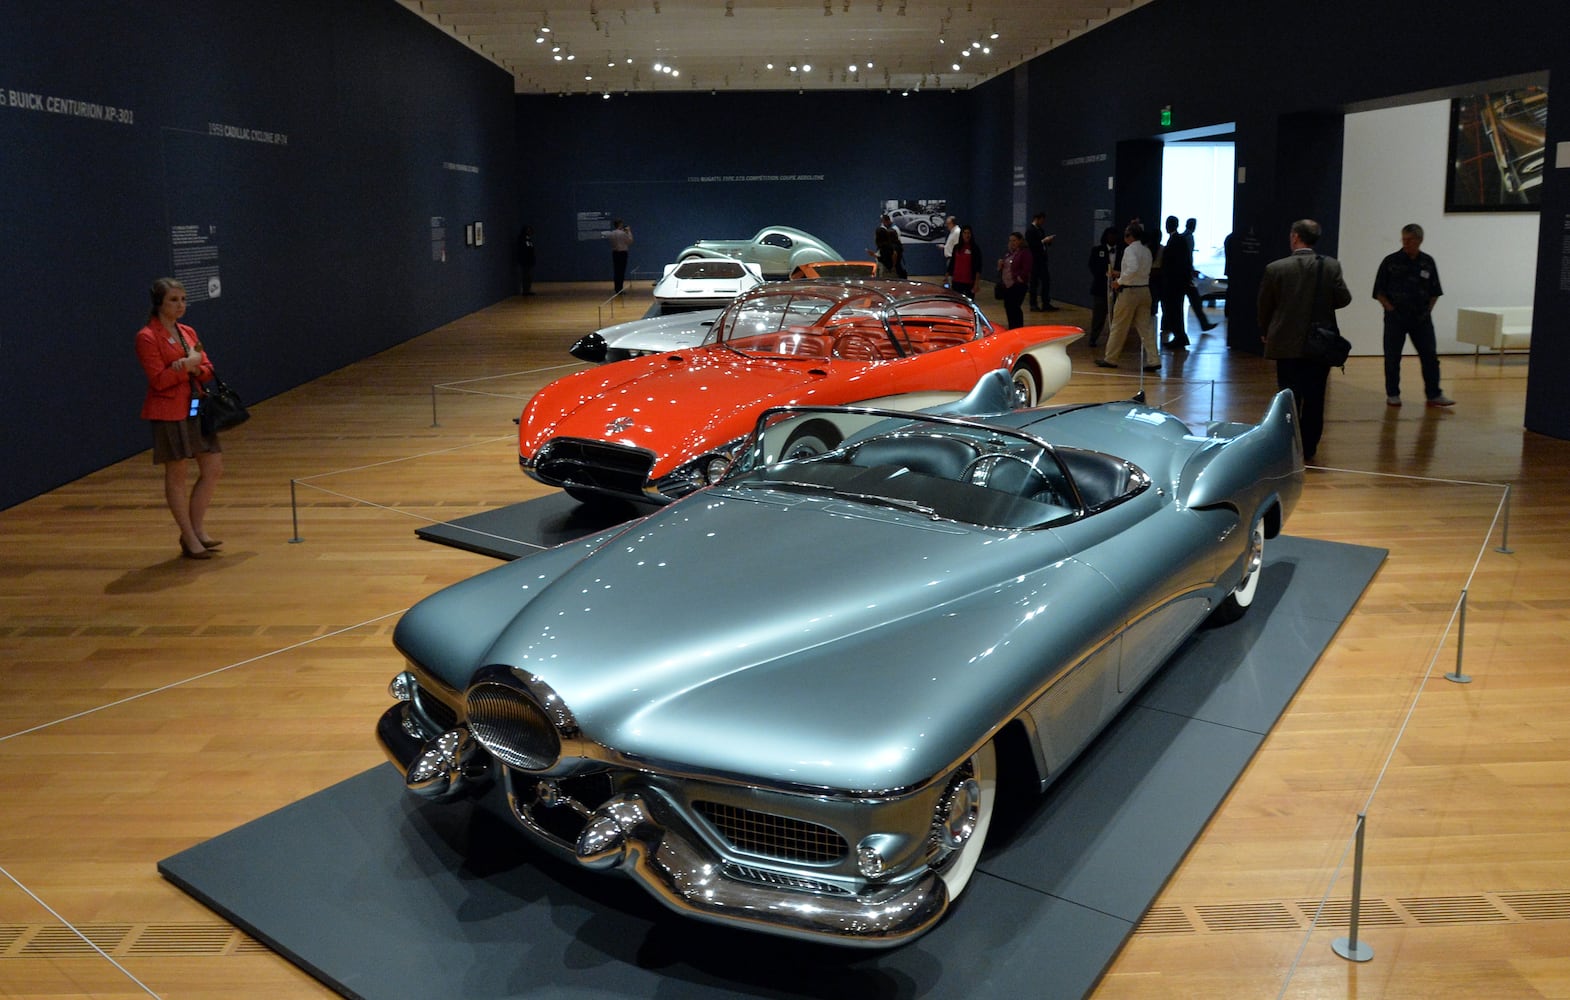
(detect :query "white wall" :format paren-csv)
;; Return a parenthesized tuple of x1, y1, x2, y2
(1338, 100, 1539, 355)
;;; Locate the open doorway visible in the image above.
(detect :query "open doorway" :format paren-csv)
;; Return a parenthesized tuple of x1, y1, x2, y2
(1158, 129, 1236, 337)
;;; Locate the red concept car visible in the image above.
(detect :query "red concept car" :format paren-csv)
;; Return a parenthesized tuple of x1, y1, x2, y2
(519, 279, 1082, 505)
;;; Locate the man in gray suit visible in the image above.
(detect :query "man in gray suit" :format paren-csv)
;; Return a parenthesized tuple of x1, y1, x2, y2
(1258, 219, 1351, 462)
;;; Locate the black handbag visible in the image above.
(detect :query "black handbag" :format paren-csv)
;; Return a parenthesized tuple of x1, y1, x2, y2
(993, 280, 1006, 300)
(197, 372, 250, 434)
(1303, 257, 1352, 369)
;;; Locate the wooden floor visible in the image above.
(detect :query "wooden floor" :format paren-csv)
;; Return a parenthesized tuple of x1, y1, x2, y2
(1, 283, 1566, 999)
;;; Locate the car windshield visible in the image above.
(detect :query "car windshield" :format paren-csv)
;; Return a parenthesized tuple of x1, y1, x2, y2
(711, 285, 984, 361)
(713, 287, 890, 360)
(673, 260, 748, 280)
(721, 406, 1088, 529)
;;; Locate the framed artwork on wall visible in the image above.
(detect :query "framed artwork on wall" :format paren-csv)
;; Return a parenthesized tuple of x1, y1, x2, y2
(1445, 87, 1547, 212)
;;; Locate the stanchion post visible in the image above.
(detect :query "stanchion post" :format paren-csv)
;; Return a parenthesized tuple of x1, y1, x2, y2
(1496, 482, 1514, 554)
(430, 385, 440, 427)
(1332, 812, 1374, 962)
(1445, 588, 1472, 684)
(288, 479, 304, 544)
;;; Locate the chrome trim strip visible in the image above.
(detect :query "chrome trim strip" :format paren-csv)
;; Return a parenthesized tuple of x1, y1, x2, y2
(575, 792, 948, 947)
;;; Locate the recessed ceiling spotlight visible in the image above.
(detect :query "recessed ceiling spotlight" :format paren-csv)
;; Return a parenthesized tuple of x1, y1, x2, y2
(671, 69, 679, 77)
(788, 64, 798, 72)
(653, 61, 663, 71)
(951, 62, 959, 71)
(801, 63, 812, 72)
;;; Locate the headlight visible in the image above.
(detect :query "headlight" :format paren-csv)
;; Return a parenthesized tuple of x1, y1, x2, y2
(702, 455, 731, 484)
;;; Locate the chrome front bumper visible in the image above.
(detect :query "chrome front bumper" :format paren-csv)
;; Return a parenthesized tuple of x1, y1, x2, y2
(376, 701, 950, 948)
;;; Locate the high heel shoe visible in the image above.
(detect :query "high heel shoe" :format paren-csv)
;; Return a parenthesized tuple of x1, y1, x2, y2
(197, 538, 223, 548)
(180, 540, 215, 560)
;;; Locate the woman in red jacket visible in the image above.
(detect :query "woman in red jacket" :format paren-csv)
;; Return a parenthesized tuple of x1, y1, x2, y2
(134, 278, 224, 559)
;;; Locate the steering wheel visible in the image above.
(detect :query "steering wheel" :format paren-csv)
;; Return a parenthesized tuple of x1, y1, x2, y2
(962, 453, 1062, 503)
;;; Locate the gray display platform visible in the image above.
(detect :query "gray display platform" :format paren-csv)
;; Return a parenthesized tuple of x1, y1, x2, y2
(415, 492, 635, 560)
(161, 536, 1385, 1000)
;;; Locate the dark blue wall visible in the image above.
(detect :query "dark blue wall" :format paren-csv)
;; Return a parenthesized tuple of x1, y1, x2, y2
(515, 90, 972, 284)
(0, 0, 516, 509)
(10, 0, 1570, 513)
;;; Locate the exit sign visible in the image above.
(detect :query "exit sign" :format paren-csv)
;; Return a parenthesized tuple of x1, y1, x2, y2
(1160, 105, 1172, 127)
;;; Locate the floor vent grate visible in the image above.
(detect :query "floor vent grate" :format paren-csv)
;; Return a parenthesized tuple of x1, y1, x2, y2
(1196, 901, 1298, 932)
(1132, 888, 1565, 936)
(1497, 891, 1570, 922)
(1400, 894, 1508, 926)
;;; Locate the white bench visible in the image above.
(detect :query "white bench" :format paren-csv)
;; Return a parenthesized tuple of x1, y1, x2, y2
(1456, 307, 1531, 365)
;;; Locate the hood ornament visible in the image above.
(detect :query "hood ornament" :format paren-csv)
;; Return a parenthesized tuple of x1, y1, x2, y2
(606, 416, 634, 435)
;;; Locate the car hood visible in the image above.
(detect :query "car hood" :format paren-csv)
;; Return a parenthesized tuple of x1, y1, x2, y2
(472, 492, 1082, 793)
(598, 308, 720, 353)
(520, 351, 876, 475)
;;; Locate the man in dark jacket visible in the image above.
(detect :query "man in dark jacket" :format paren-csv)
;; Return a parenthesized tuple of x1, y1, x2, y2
(1258, 219, 1352, 461)
(1373, 223, 1452, 407)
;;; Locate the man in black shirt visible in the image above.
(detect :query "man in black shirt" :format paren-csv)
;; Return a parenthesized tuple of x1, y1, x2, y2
(1372, 224, 1452, 407)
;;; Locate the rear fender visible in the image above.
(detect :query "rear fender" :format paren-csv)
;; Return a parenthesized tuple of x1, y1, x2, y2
(1179, 389, 1304, 529)
(1016, 332, 1082, 404)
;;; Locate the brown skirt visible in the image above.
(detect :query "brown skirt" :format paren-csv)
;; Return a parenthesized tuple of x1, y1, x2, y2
(150, 418, 222, 464)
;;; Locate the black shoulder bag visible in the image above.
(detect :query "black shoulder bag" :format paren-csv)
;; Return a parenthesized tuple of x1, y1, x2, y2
(1304, 255, 1352, 370)
(179, 329, 250, 434)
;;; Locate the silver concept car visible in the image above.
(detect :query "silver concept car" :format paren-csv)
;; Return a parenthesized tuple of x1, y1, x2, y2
(378, 371, 1305, 947)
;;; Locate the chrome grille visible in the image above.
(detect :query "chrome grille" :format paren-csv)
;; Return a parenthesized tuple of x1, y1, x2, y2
(531, 438, 655, 495)
(723, 862, 850, 895)
(465, 681, 560, 770)
(695, 801, 848, 864)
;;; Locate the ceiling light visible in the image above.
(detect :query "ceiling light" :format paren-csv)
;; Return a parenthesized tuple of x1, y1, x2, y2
(801, 63, 812, 72)
(670, 68, 679, 77)
(653, 61, 663, 71)
(951, 63, 959, 71)
(766, 62, 775, 69)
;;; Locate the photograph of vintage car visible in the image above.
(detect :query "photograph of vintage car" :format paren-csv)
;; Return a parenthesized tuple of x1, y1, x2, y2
(675, 225, 843, 279)
(520, 279, 1082, 504)
(651, 258, 764, 313)
(378, 375, 1305, 946)
(888, 208, 945, 241)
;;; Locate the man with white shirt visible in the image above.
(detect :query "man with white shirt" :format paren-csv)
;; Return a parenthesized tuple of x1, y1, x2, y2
(1097, 222, 1159, 371)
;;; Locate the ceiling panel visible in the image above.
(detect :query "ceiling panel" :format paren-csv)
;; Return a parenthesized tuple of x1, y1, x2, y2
(397, 0, 1151, 95)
